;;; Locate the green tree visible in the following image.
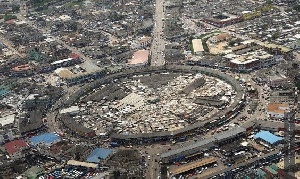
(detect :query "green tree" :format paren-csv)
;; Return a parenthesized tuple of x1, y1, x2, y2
(11, 5, 20, 13)
(4, 14, 17, 21)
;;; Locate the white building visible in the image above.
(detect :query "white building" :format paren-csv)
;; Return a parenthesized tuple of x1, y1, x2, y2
(0, 114, 15, 127)
(192, 39, 204, 55)
(60, 106, 80, 115)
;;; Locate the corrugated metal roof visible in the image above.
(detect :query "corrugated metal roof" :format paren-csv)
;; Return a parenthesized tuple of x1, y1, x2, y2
(214, 127, 245, 141)
(161, 137, 215, 158)
(30, 133, 60, 146)
(86, 148, 112, 163)
(161, 127, 245, 159)
(254, 130, 283, 145)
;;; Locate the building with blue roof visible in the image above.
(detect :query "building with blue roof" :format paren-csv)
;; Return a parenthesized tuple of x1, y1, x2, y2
(86, 148, 113, 163)
(30, 133, 60, 146)
(254, 130, 283, 146)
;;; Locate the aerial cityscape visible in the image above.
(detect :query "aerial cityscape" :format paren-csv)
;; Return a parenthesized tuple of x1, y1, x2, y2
(0, 0, 299, 178)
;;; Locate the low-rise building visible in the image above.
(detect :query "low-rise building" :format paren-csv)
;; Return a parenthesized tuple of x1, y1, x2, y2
(86, 148, 113, 163)
(23, 166, 44, 179)
(268, 74, 292, 88)
(4, 139, 28, 159)
(267, 103, 289, 119)
(209, 33, 231, 44)
(254, 130, 283, 146)
(11, 64, 33, 77)
(0, 114, 15, 128)
(60, 106, 80, 115)
(192, 39, 204, 55)
(30, 133, 60, 147)
(226, 49, 277, 71)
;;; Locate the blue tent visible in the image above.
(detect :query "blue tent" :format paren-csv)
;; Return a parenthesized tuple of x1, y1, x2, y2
(254, 131, 283, 145)
(86, 148, 112, 163)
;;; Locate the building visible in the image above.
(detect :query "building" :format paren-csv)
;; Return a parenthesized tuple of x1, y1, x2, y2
(11, 64, 33, 77)
(192, 39, 204, 55)
(127, 50, 149, 67)
(226, 49, 277, 71)
(160, 127, 245, 163)
(203, 14, 242, 27)
(209, 33, 231, 43)
(139, 36, 151, 49)
(61, 115, 96, 138)
(254, 130, 283, 146)
(4, 139, 28, 159)
(30, 133, 60, 147)
(51, 57, 82, 69)
(60, 106, 80, 115)
(0, 114, 15, 128)
(86, 148, 113, 163)
(19, 110, 45, 135)
(263, 165, 278, 178)
(267, 103, 289, 119)
(268, 74, 292, 88)
(23, 166, 44, 179)
(0, 129, 14, 144)
(169, 157, 217, 176)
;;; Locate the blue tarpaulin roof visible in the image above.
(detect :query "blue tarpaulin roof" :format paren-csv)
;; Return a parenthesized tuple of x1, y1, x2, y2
(254, 130, 283, 145)
(86, 148, 112, 163)
(30, 133, 60, 146)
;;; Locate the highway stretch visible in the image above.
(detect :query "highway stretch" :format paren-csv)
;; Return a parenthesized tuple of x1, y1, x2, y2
(151, 0, 166, 66)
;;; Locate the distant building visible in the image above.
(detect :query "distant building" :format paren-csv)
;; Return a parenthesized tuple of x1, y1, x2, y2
(0, 114, 15, 128)
(209, 33, 231, 44)
(226, 49, 277, 71)
(30, 133, 60, 147)
(86, 148, 113, 163)
(139, 36, 151, 49)
(23, 166, 44, 179)
(60, 106, 80, 115)
(268, 74, 292, 88)
(4, 139, 28, 159)
(267, 103, 289, 119)
(19, 110, 45, 135)
(203, 14, 242, 27)
(51, 57, 82, 69)
(127, 50, 149, 67)
(59, 15, 71, 21)
(192, 39, 204, 55)
(11, 64, 33, 77)
(254, 130, 283, 146)
(0, 129, 14, 144)
(61, 115, 96, 138)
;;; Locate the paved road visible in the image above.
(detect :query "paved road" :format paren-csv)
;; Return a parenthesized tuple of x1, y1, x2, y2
(151, 0, 166, 66)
